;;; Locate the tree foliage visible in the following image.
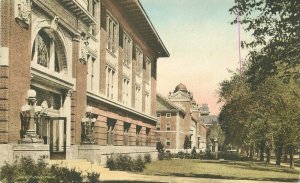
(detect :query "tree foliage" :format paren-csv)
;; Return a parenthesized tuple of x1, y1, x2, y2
(220, 0, 300, 168)
(230, 0, 300, 83)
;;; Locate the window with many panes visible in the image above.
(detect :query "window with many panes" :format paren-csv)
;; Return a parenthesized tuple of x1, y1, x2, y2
(166, 113, 171, 118)
(107, 118, 116, 145)
(123, 33, 132, 66)
(145, 58, 151, 83)
(156, 122, 160, 131)
(166, 138, 171, 146)
(106, 66, 115, 99)
(146, 128, 151, 146)
(87, 55, 96, 92)
(166, 122, 171, 131)
(123, 122, 130, 146)
(135, 85, 142, 111)
(106, 13, 118, 54)
(135, 48, 143, 76)
(144, 92, 150, 114)
(136, 125, 142, 146)
(122, 77, 130, 106)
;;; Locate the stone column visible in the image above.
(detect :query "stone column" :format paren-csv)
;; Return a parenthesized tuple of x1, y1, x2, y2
(63, 90, 72, 146)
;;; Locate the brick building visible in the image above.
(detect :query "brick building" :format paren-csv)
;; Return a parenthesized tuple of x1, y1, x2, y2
(156, 84, 207, 153)
(0, 0, 169, 165)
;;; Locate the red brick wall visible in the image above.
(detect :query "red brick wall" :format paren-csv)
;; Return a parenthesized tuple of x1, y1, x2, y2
(73, 36, 87, 144)
(6, 0, 32, 143)
(0, 66, 9, 143)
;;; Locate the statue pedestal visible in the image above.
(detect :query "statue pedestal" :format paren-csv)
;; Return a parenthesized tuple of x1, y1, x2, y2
(21, 131, 43, 144)
(13, 144, 49, 162)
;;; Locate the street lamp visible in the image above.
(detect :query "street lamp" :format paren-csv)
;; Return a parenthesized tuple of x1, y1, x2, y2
(81, 106, 97, 144)
(20, 89, 44, 143)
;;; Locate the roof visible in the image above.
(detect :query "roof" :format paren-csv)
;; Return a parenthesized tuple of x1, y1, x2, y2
(114, 0, 170, 57)
(174, 83, 188, 93)
(156, 93, 185, 114)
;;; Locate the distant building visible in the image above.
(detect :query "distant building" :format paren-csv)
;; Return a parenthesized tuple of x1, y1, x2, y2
(0, 0, 169, 166)
(156, 84, 207, 153)
(200, 104, 219, 151)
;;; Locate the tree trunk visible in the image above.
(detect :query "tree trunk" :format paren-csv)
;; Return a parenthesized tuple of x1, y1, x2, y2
(276, 145, 282, 165)
(266, 147, 270, 164)
(260, 142, 265, 161)
(284, 153, 288, 163)
(250, 145, 254, 159)
(289, 148, 294, 169)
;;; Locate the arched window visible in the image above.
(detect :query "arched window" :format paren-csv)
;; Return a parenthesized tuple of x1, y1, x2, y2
(31, 29, 66, 74)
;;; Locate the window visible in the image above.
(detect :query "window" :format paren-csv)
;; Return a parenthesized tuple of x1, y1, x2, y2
(32, 29, 63, 73)
(166, 138, 171, 146)
(136, 125, 142, 146)
(135, 85, 142, 111)
(107, 118, 116, 145)
(146, 128, 151, 146)
(156, 122, 160, 131)
(145, 58, 151, 82)
(123, 122, 130, 146)
(87, 56, 96, 91)
(106, 66, 115, 100)
(144, 92, 150, 114)
(106, 13, 118, 54)
(123, 33, 132, 66)
(156, 113, 161, 118)
(166, 113, 171, 118)
(166, 122, 171, 131)
(135, 48, 143, 76)
(122, 77, 130, 106)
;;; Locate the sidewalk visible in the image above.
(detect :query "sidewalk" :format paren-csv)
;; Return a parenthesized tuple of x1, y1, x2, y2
(101, 172, 297, 183)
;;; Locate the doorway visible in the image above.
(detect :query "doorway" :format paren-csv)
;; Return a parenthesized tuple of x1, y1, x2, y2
(49, 117, 66, 160)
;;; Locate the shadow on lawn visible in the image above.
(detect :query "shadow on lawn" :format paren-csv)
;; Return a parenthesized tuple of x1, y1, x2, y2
(197, 160, 299, 174)
(158, 172, 300, 182)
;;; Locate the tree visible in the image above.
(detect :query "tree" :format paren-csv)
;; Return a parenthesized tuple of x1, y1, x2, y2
(224, 0, 300, 168)
(206, 122, 225, 151)
(230, 0, 300, 83)
(183, 135, 191, 152)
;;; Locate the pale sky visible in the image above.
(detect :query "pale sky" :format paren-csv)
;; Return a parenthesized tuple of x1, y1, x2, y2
(141, 0, 249, 115)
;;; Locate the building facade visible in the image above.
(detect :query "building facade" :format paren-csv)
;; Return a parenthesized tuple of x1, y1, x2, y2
(0, 0, 169, 165)
(199, 104, 219, 152)
(156, 84, 207, 153)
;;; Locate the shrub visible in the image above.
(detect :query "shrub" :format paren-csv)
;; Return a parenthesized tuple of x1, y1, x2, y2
(87, 172, 100, 183)
(144, 153, 152, 163)
(0, 156, 86, 183)
(0, 162, 18, 183)
(106, 156, 116, 170)
(178, 151, 184, 159)
(158, 152, 164, 160)
(106, 154, 147, 172)
(115, 154, 132, 171)
(164, 152, 171, 160)
(132, 155, 145, 172)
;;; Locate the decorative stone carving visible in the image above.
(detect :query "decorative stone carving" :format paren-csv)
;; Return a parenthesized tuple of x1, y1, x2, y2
(79, 32, 89, 64)
(37, 34, 50, 67)
(15, 0, 32, 29)
(50, 16, 59, 30)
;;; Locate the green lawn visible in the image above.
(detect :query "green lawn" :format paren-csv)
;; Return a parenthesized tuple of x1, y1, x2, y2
(143, 159, 300, 182)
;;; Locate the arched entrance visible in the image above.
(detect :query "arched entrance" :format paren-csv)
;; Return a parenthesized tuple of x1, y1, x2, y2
(30, 28, 73, 159)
